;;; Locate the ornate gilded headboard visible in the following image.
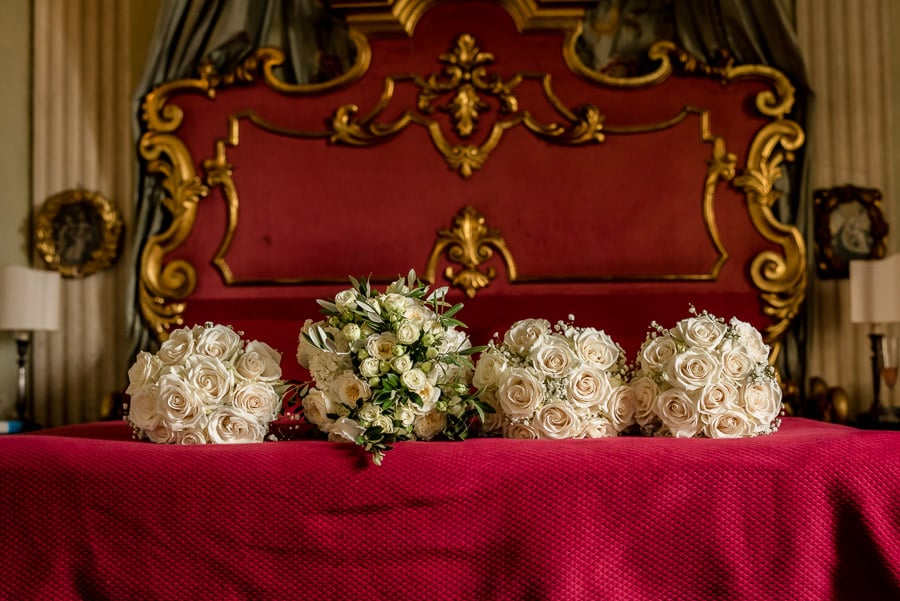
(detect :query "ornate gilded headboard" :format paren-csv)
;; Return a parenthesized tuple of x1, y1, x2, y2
(138, 0, 805, 378)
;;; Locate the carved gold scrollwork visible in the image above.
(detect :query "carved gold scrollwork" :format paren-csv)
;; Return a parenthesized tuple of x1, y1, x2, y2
(330, 33, 604, 178)
(733, 119, 806, 354)
(424, 206, 518, 298)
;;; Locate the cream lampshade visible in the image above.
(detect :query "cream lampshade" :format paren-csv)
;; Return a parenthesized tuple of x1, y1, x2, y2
(850, 255, 900, 419)
(0, 265, 61, 424)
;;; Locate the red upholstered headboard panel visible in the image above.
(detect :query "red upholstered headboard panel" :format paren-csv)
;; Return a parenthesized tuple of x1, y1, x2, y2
(138, 0, 805, 380)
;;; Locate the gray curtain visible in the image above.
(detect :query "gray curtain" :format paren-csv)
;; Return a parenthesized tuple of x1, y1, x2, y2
(128, 0, 351, 360)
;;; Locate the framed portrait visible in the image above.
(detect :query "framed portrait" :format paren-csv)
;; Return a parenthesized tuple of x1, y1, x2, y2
(813, 185, 888, 279)
(35, 189, 123, 278)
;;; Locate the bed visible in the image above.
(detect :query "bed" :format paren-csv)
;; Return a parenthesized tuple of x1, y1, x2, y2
(3, 0, 900, 599)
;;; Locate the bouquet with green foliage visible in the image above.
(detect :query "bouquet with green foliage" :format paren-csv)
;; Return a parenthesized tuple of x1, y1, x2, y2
(294, 271, 489, 465)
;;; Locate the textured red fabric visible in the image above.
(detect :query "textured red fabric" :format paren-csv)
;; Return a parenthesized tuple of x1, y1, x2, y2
(1, 418, 899, 600)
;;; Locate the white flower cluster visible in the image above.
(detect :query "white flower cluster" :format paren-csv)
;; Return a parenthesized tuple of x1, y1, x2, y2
(126, 323, 285, 444)
(631, 310, 782, 438)
(296, 272, 483, 465)
(473, 317, 635, 439)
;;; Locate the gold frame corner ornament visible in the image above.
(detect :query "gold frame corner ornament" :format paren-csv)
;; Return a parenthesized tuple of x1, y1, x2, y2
(34, 189, 122, 278)
(424, 206, 517, 298)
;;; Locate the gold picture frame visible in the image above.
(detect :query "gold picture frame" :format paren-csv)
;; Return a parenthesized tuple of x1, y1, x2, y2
(35, 189, 123, 278)
(813, 185, 888, 279)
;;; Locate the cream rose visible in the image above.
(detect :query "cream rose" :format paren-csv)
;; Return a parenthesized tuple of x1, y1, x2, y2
(155, 372, 208, 433)
(395, 320, 420, 345)
(413, 409, 447, 440)
(235, 341, 283, 381)
(503, 422, 540, 439)
(126, 351, 162, 395)
(324, 416, 364, 443)
(478, 389, 505, 434)
(742, 379, 782, 426)
(195, 324, 242, 362)
(359, 357, 381, 378)
(207, 407, 267, 443)
(366, 332, 397, 361)
(703, 409, 754, 438)
(473, 350, 508, 390)
(497, 368, 544, 419)
(331, 371, 372, 406)
(232, 381, 280, 421)
(127, 389, 160, 432)
(382, 293, 408, 316)
(667, 349, 720, 391)
(639, 336, 677, 373)
(572, 328, 620, 371)
(720, 346, 754, 381)
(175, 429, 208, 445)
(334, 289, 358, 311)
(503, 318, 550, 355)
(655, 388, 701, 438)
(674, 314, 727, 349)
(631, 375, 659, 427)
(699, 380, 739, 415)
(580, 418, 617, 438)
(186, 355, 234, 407)
(730, 318, 770, 364)
(608, 384, 637, 432)
(302, 388, 337, 427)
(157, 327, 194, 366)
(531, 339, 578, 378)
(401, 368, 428, 392)
(391, 354, 413, 374)
(533, 401, 581, 439)
(567, 367, 611, 409)
(357, 402, 381, 424)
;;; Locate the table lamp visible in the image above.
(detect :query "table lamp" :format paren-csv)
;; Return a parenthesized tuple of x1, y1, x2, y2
(850, 254, 900, 418)
(0, 265, 61, 425)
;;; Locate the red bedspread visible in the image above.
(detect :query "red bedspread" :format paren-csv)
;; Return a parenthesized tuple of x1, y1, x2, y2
(1, 418, 898, 600)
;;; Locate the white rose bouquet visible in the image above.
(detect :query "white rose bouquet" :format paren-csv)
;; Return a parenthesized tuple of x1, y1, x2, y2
(631, 307, 782, 438)
(126, 323, 286, 444)
(473, 317, 635, 439)
(293, 271, 488, 465)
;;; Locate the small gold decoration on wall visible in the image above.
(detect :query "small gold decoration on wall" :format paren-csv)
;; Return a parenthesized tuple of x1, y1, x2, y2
(813, 185, 888, 279)
(35, 189, 123, 278)
(424, 206, 517, 298)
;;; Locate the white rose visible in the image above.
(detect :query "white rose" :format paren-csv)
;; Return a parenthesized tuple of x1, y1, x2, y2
(656, 388, 701, 438)
(366, 333, 397, 361)
(382, 293, 408, 316)
(126, 351, 162, 395)
(503, 422, 540, 439)
(503, 318, 550, 355)
(395, 321, 420, 345)
(572, 328, 621, 371)
(397, 405, 417, 427)
(473, 350, 508, 390)
(296, 319, 318, 368)
(144, 422, 178, 444)
(357, 402, 381, 424)
(720, 346, 754, 381)
(699, 380, 739, 415)
(703, 409, 754, 438)
(330, 371, 372, 406)
(639, 336, 677, 374)
(325, 417, 365, 443)
(741, 378, 782, 426)
(186, 355, 234, 407)
(341, 323, 361, 343)
(415, 382, 441, 413)
(359, 357, 381, 378)
(373, 415, 394, 433)
(157, 327, 194, 366)
(334, 289, 358, 311)
(567, 367, 611, 409)
(631, 375, 659, 427)
(730, 318, 770, 364)
(667, 349, 720, 391)
(391, 354, 413, 374)
(675, 314, 727, 349)
(477, 389, 505, 434)
(175, 429, 208, 445)
(155, 372, 208, 432)
(207, 407, 266, 443)
(608, 384, 636, 432)
(497, 368, 543, 419)
(232, 381, 280, 421)
(401, 368, 428, 392)
(195, 324, 242, 361)
(533, 401, 581, 439)
(127, 389, 161, 432)
(413, 409, 447, 440)
(439, 328, 471, 355)
(531, 338, 578, 378)
(235, 341, 283, 382)
(580, 418, 617, 438)
(404, 302, 435, 328)
(302, 388, 337, 427)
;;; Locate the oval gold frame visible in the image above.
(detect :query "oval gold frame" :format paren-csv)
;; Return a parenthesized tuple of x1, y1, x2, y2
(35, 189, 123, 278)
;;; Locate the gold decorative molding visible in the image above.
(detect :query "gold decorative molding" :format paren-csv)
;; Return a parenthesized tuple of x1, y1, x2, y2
(327, 0, 595, 36)
(331, 32, 603, 178)
(424, 206, 518, 298)
(733, 119, 806, 355)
